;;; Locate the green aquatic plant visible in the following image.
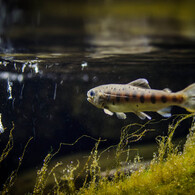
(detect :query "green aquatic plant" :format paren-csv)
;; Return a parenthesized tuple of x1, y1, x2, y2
(78, 113, 195, 195)
(2, 114, 194, 194)
(115, 120, 154, 167)
(0, 123, 33, 195)
(154, 114, 193, 163)
(32, 135, 106, 194)
(84, 138, 102, 188)
(2, 137, 33, 194)
(55, 160, 79, 194)
(0, 123, 14, 164)
(33, 152, 63, 195)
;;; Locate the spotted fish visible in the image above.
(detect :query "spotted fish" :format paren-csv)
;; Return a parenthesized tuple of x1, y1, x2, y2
(87, 78, 195, 120)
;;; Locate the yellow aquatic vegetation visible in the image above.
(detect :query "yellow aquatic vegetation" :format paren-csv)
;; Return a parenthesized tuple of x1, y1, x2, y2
(115, 120, 154, 167)
(85, 138, 102, 187)
(33, 135, 106, 194)
(154, 114, 194, 163)
(36, 115, 194, 195)
(0, 124, 13, 164)
(66, 138, 102, 195)
(78, 114, 195, 195)
(33, 153, 63, 195)
(1, 114, 194, 194)
(58, 160, 79, 193)
(1, 125, 33, 195)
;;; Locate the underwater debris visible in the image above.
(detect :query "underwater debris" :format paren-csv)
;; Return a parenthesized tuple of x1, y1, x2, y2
(19, 83, 25, 99)
(7, 79, 13, 99)
(29, 62, 39, 74)
(81, 61, 88, 70)
(53, 83, 57, 100)
(0, 61, 9, 66)
(0, 113, 4, 134)
(21, 60, 40, 74)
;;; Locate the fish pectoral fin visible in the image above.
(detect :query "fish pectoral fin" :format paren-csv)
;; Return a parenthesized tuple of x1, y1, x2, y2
(157, 107, 172, 118)
(128, 78, 151, 89)
(135, 111, 151, 120)
(104, 109, 114, 116)
(116, 112, 127, 119)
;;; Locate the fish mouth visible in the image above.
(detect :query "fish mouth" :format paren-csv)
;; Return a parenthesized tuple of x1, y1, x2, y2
(87, 96, 92, 102)
(87, 91, 92, 102)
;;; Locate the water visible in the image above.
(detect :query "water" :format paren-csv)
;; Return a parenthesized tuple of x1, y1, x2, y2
(0, 0, 195, 194)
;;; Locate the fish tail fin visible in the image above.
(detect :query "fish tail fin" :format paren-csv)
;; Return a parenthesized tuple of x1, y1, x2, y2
(181, 83, 195, 112)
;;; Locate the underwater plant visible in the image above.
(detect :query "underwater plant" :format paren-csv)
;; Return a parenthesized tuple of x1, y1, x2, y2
(0, 123, 14, 164)
(33, 153, 63, 194)
(0, 123, 33, 194)
(1, 114, 194, 194)
(77, 114, 195, 195)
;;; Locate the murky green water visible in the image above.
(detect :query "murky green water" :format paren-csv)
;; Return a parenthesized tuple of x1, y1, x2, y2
(0, 0, 195, 194)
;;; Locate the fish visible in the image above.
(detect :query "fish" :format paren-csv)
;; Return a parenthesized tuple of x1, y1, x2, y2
(87, 78, 195, 120)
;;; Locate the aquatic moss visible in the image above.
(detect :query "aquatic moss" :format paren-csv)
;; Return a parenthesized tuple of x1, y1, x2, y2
(32, 136, 106, 194)
(115, 120, 154, 167)
(0, 123, 14, 164)
(33, 153, 63, 195)
(1, 114, 194, 194)
(0, 123, 33, 195)
(77, 114, 195, 195)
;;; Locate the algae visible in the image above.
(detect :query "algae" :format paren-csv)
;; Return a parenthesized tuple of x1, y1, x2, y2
(0, 123, 14, 164)
(0, 114, 195, 194)
(0, 123, 33, 195)
(78, 114, 195, 195)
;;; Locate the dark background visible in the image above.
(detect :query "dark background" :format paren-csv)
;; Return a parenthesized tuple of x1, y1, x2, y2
(0, 0, 195, 192)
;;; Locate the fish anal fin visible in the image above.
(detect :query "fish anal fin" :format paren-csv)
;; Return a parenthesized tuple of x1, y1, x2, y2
(128, 78, 151, 89)
(135, 111, 151, 120)
(116, 112, 127, 119)
(104, 109, 113, 116)
(157, 107, 172, 118)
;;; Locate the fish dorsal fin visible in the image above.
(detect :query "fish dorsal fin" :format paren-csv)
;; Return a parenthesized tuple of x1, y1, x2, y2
(163, 88, 172, 93)
(128, 78, 151, 89)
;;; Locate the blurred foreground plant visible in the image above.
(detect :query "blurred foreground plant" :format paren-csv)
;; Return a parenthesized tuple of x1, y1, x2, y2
(0, 123, 33, 194)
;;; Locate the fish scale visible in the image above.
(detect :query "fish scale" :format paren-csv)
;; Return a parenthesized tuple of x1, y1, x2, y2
(103, 89, 184, 105)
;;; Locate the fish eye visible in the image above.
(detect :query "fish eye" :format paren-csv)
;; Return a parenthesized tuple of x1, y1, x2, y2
(90, 90, 95, 97)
